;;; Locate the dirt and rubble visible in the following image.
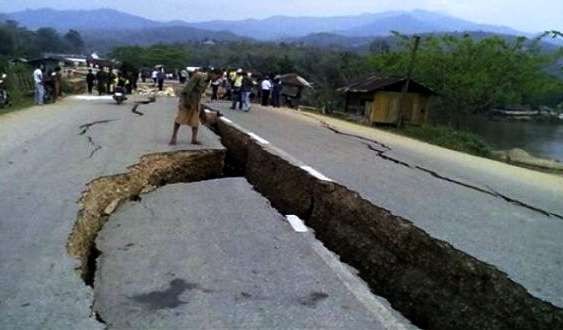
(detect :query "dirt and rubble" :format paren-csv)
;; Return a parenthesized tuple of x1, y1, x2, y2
(135, 84, 177, 97)
(67, 149, 225, 282)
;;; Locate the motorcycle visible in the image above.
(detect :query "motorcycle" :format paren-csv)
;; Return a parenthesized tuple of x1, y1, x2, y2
(0, 74, 11, 108)
(113, 86, 127, 105)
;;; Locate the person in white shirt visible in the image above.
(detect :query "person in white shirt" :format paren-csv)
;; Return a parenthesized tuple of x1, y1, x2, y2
(151, 70, 158, 86)
(33, 66, 44, 105)
(260, 77, 272, 106)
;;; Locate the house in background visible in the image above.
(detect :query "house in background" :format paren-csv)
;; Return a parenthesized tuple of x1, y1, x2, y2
(26, 57, 62, 71)
(338, 75, 436, 126)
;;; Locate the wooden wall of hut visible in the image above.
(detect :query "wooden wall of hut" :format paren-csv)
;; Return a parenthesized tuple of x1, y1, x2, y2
(370, 91, 430, 126)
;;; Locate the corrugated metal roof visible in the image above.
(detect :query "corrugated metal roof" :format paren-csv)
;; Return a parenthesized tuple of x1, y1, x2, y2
(338, 75, 436, 95)
(274, 73, 313, 88)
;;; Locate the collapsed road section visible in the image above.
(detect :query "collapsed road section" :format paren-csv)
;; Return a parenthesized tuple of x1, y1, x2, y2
(66, 110, 563, 330)
(93, 179, 411, 329)
(67, 149, 225, 282)
(212, 114, 563, 329)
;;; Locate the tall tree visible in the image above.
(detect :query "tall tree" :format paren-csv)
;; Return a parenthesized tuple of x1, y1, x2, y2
(35, 27, 64, 53)
(64, 30, 84, 52)
(0, 27, 15, 55)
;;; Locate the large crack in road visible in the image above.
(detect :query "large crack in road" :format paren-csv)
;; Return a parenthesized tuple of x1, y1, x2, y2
(363, 140, 563, 219)
(312, 116, 563, 221)
(214, 115, 563, 329)
(66, 113, 563, 330)
(67, 149, 225, 282)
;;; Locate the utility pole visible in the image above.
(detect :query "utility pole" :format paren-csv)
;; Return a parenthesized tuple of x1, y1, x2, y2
(397, 35, 421, 128)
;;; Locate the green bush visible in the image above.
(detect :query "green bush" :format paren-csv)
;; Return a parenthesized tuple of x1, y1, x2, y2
(390, 125, 492, 157)
(0, 59, 34, 112)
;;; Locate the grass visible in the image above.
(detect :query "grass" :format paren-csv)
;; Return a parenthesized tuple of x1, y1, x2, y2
(300, 108, 493, 158)
(0, 96, 35, 117)
(385, 125, 493, 158)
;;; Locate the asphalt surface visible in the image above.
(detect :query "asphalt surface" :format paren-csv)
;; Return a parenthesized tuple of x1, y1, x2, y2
(2, 94, 562, 328)
(94, 178, 412, 329)
(208, 101, 563, 308)
(0, 96, 222, 329)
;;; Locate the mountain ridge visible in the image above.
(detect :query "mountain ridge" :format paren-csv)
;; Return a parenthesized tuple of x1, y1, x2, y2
(4, 8, 530, 40)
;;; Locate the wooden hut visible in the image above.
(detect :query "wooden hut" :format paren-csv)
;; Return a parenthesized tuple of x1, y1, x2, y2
(339, 75, 436, 126)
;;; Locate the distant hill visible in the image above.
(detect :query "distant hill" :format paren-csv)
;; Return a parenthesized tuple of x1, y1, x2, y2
(189, 9, 527, 40)
(5, 7, 559, 52)
(6, 8, 530, 40)
(79, 26, 248, 53)
(3, 8, 247, 52)
(5, 8, 165, 31)
(337, 10, 522, 37)
(188, 12, 402, 40)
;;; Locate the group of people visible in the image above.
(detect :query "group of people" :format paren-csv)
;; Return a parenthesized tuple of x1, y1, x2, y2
(259, 76, 283, 108)
(205, 69, 284, 112)
(33, 65, 63, 105)
(170, 67, 295, 145)
(86, 67, 137, 96)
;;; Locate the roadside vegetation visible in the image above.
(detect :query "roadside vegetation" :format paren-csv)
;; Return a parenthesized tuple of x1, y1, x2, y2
(369, 32, 563, 128)
(0, 20, 85, 114)
(385, 125, 492, 157)
(301, 108, 494, 158)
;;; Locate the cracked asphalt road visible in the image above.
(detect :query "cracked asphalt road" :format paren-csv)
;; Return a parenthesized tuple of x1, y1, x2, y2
(1, 95, 562, 328)
(0, 96, 222, 329)
(208, 101, 563, 308)
(94, 179, 412, 329)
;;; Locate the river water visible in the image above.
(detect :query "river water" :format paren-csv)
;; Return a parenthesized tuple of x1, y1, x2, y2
(463, 117, 563, 162)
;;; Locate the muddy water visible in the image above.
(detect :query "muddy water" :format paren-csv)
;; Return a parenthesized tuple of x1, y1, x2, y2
(463, 117, 563, 162)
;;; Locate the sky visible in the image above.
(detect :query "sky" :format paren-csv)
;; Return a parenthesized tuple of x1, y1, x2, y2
(1, 0, 562, 32)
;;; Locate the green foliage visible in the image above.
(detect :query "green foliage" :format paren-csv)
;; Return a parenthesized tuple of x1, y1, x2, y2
(388, 125, 492, 157)
(0, 60, 34, 113)
(111, 44, 190, 69)
(368, 34, 563, 126)
(0, 20, 87, 112)
(0, 20, 85, 58)
(36, 28, 65, 53)
(369, 39, 391, 54)
(63, 29, 85, 52)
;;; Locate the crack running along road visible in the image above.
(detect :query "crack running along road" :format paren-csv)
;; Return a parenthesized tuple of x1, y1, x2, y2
(206, 102, 563, 307)
(315, 116, 563, 221)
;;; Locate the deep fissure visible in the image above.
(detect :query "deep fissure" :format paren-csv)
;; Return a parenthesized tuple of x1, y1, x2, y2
(212, 114, 563, 330)
(67, 113, 563, 330)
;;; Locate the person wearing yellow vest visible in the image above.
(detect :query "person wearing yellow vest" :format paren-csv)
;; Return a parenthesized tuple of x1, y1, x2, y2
(230, 69, 244, 110)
